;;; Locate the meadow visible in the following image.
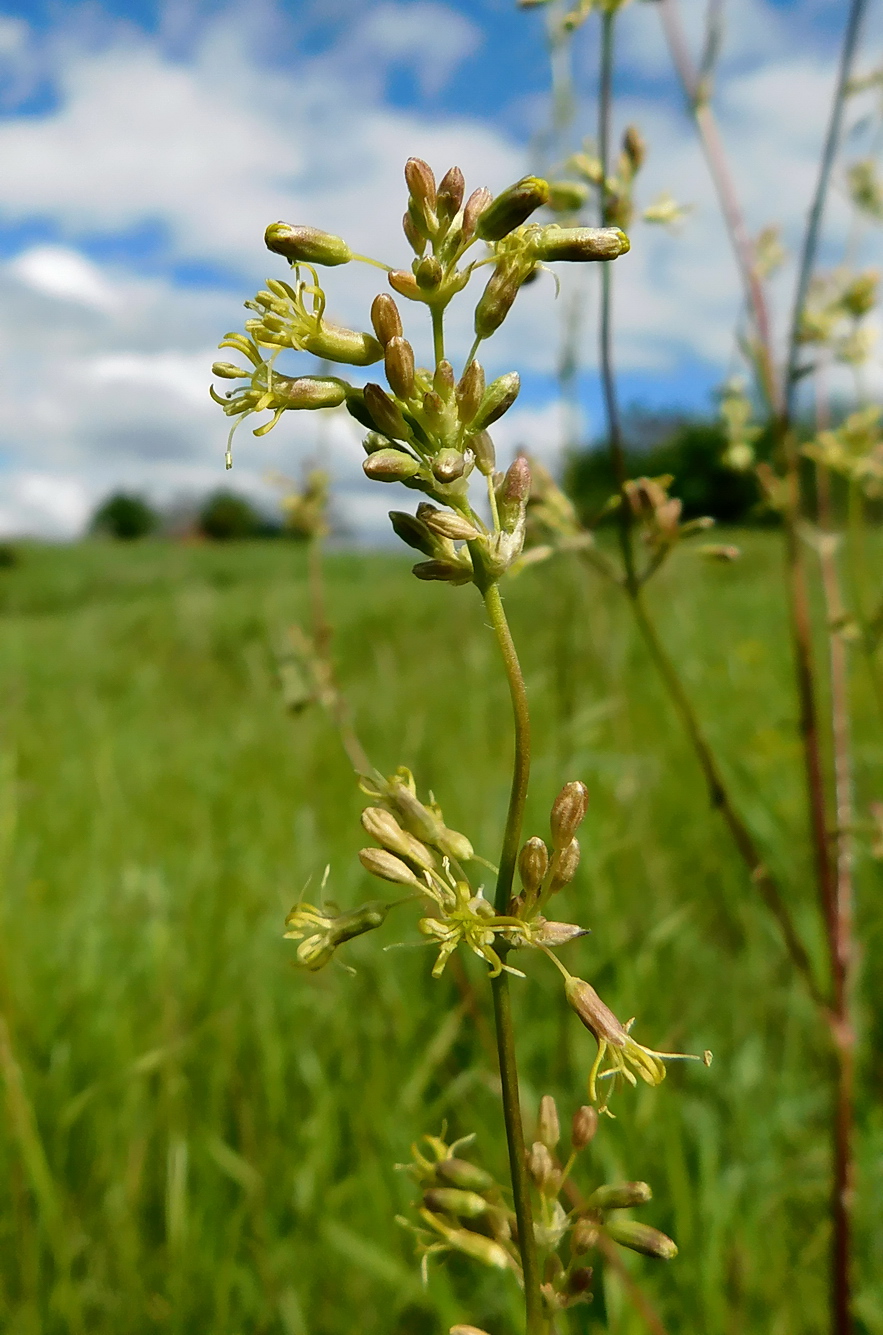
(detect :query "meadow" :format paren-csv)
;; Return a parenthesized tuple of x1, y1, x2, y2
(0, 534, 880, 1335)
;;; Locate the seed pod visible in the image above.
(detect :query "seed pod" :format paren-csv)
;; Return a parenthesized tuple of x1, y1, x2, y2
(389, 510, 437, 555)
(604, 1219, 677, 1260)
(571, 1105, 599, 1150)
(588, 1182, 652, 1211)
(550, 837, 580, 891)
(212, 361, 247, 379)
(435, 1158, 495, 1192)
(433, 360, 456, 399)
(473, 262, 524, 340)
(467, 430, 496, 477)
(423, 1188, 489, 1220)
(527, 1141, 560, 1198)
(371, 293, 403, 346)
(388, 268, 423, 301)
(302, 324, 383, 367)
(570, 1218, 599, 1255)
(276, 376, 348, 410)
(416, 255, 443, 290)
(519, 837, 549, 899)
(437, 166, 466, 224)
(412, 559, 472, 585)
(405, 157, 437, 210)
(475, 176, 550, 241)
(622, 124, 646, 174)
(432, 449, 466, 484)
(420, 507, 480, 541)
(456, 360, 485, 424)
(530, 225, 630, 263)
(462, 186, 493, 241)
(264, 222, 352, 266)
(471, 372, 520, 432)
(550, 781, 589, 850)
(363, 449, 421, 483)
(537, 1095, 560, 1150)
(385, 337, 416, 399)
(364, 383, 410, 440)
(360, 807, 435, 871)
(358, 847, 423, 887)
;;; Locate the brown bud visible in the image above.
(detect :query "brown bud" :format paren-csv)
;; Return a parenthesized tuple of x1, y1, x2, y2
(364, 383, 409, 439)
(566, 1266, 593, 1297)
(360, 806, 435, 871)
(462, 186, 493, 241)
(405, 157, 437, 209)
(518, 836, 549, 899)
(433, 359, 455, 399)
(384, 336, 415, 399)
(363, 449, 421, 483)
(537, 1094, 560, 1150)
(432, 448, 466, 484)
(588, 1182, 652, 1211)
(571, 1105, 599, 1150)
(420, 506, 480, 541)
(371, 293, 402, 346)
(403, 211, 426, 255)
(622, 124, 646, 174)
(437, 166, 466, 223)
(472, 372, 520, 432)
(389, 510, 436, 555)
(550, 781, 589, 850)
(474, 263, 523, 340)
(475, 176, 550, 241)
(550, 837, 580, 891)
(498, 455, 531, 531)
(413, 559, 473, 585)
(423, 1188, 489, 1219)
(264, 222, 351, 266)
(456, 360, 486, 424)
(467, 430, 496, 476)
(388, 268, 422, 301)
(435, 1158, 495, 1192)
(416, 255, 443, 290)
(422, 390, 447, 429)
(358, 847, 422, 887)
(530, 225, 630, 263)
(570, 1218, 600, 1255)
(604, 1219, 677, 1260)
(527, 1141, 559, 1196)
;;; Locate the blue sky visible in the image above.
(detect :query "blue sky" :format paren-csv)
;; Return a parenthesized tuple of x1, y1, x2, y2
(0, 0, 880, 536)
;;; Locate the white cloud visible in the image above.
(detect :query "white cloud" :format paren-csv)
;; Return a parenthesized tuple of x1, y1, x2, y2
(11, 245, 119, 311)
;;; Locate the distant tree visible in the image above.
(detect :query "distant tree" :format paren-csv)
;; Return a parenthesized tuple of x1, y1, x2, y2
(198, 491, 270, 541)
(92, 492, 158, 540)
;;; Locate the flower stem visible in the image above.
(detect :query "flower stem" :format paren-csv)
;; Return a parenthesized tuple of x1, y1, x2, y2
(431, 307, 445, 367)
(482, 580, 542, 1334)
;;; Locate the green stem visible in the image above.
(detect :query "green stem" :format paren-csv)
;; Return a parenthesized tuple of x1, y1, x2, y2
(431, 307, 445, 367)
(482, 581, 542, 1334)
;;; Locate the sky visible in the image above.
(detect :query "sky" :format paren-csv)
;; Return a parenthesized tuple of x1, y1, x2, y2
(0, 0, 881, 538)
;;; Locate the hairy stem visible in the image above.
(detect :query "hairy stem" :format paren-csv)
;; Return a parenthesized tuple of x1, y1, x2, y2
(483, 581, 542, 1334)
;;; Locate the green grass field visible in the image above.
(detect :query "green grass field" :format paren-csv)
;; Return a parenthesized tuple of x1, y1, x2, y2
(0, 535, 880, 1334)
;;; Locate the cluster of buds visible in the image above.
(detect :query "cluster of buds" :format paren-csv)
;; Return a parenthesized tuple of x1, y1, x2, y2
(511, 780, 588, 919)
(400, 1097, 679, 1312)
(797, 266, 880, 368)
(212, 157, 629, 586)
(803, 406, 883, 496)
(568, 124, 688, 231)
(719, 378, 763, 473)
(622, 476, 715, 576)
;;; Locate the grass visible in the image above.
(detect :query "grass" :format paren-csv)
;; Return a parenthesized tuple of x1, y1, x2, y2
(0, 535, 880, 1334)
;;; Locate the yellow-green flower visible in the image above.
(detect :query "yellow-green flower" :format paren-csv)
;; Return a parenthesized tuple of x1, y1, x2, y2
(283, 898, 392, 971)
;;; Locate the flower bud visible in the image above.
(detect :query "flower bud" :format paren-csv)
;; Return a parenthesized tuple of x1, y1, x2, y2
(462, 187, 493, 241)
(433, 449, 466, 484)
(473, 263, 524, 340)
(471, 372, 520, 432)
(363, 449, 422, 483)
(532, 919, 588, 947)
(364, 383, 410, 440)
(571, 1105, 599, 1150)
(405, 157, 437, 210)
(264, 222, 352, 266)
(467, 430, 496, 476)
(498, 456, 531, 532)
(423, 1188, 489, 1220)
(345, 389, 377, 430)
(388, 269, 422, 301)
(358, 847, 423, 887)
(371, 293, 403, 346)
(435, 1158, 495, 1192)
(303, 325, 383, 367)
(422, 390, 447, 430)
(412, 559, 473, 586)
(212, 361, 247, 379)
(403, 211, 426, 255)
(550, 781, 589, 850)
(622, 124, 646, 174)
(550, 837, 580, 891)
(570, 1218, 599, 1255)
(456, 361, 485, 424)
(437, 166, 466, 224)
(389, 510, 436, 555)
(276, 376, 348, 410)
(363, 431, 391, 454)
(360, 807, 435, 871)
(588, 1182, 652, 1211)
(537, 1094, 560, 1150)
(566, 1266, 593, 1297)
(416, 255, 443, 290)
(604, 1219, 677, 1260)
(433, 359, 455, 399)
(476, 176, 551, 241)
(565, 978, 626, 1047)
(420, 507, 480, 541)
(385, 336, 416, 399)
(438, 827, 474, 862)
(548, 180, 589, 212)
(444, 1228, 510, 1269)
(519, 837, 549, 899)
(530, 226, 630, 263)
(527, 1141, 561, 1198)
